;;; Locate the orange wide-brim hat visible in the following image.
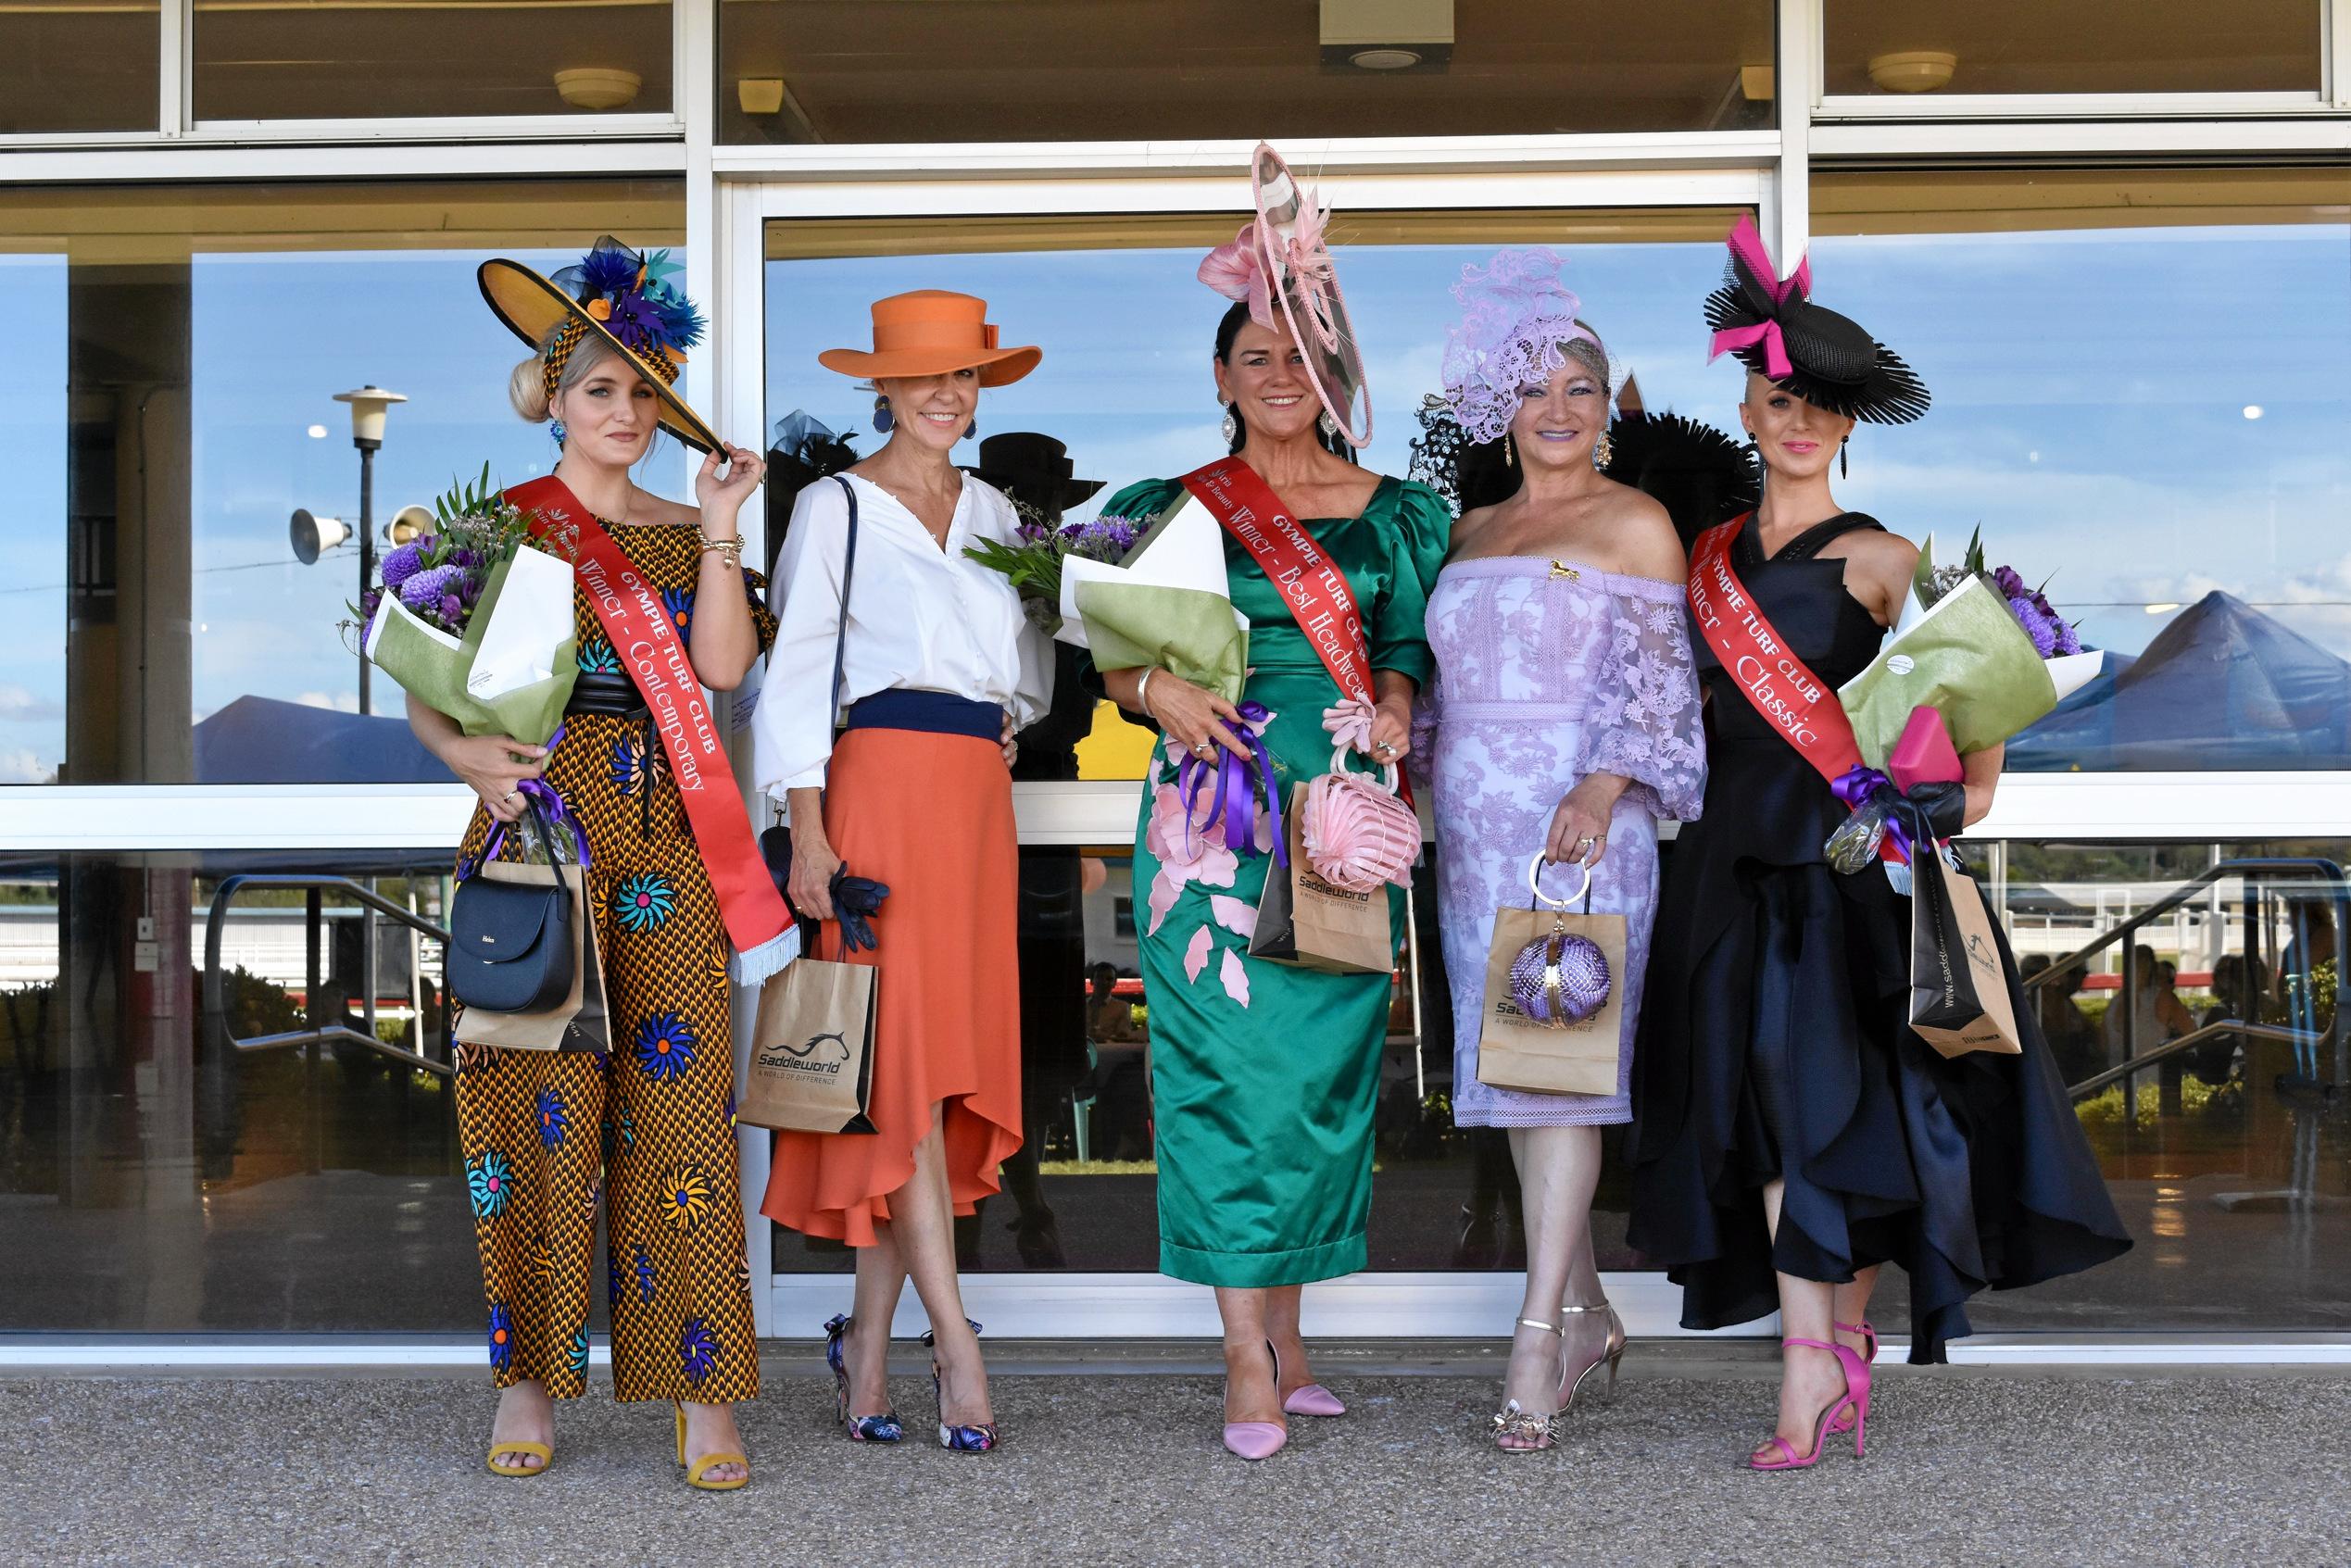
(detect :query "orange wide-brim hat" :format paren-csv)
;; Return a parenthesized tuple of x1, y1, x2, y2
(818, 290, 1041, 386)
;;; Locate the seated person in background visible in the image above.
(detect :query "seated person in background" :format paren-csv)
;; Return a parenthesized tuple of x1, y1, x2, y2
(2101, 943, 2173, 1068)
(2021, 954, 2102, 1085)
(2193, 954, 2266, 1085)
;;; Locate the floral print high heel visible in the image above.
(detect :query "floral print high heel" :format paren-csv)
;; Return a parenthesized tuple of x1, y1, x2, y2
(922, 1318, 999, 1452)
(823, 1313, 904, 1444)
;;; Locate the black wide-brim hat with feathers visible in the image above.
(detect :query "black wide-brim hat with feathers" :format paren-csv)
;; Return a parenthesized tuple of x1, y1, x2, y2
(1602, 410, 1763, 549)
(1704, 215, 1929, 426)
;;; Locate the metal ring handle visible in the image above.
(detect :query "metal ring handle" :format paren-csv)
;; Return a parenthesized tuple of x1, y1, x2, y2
(1527, 852, 1592, 910)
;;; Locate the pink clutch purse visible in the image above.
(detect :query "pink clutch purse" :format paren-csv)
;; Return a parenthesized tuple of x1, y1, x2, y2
(1889, 704, 1962, 790)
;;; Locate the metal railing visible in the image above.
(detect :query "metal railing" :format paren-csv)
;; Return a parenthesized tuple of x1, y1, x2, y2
(2021, 858, 2348, 1108)
(202, 874, 452, 1078)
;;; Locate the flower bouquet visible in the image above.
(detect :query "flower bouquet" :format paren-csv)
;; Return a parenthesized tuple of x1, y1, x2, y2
(961, 510, 1147, 634)
(965, 488, 1251, 705)
(354, 465, 580, 745)
(1837, 528, 2104, 770)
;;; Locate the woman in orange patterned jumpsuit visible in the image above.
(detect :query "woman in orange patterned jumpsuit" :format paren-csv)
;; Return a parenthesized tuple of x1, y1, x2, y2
(409, 239, 773, 1486)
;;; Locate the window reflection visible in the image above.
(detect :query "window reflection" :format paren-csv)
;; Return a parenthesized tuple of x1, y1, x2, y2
(0, 0, 157, 133)
(0, 179, 685, 786)
(1823, 0, 2320, 97)
(0, 849, 478, 1331)
(721, 0, 1774, 145)
(193, 0, 674, 121)
(1815, 170, 2351, 771)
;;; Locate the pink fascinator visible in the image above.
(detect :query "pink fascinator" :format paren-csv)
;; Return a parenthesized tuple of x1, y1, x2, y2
(1440, 247, 1625, 446)
(1195, 143, 1374, 447)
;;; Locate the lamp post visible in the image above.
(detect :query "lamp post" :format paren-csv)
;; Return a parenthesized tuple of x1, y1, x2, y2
(333, 386, 408, 714)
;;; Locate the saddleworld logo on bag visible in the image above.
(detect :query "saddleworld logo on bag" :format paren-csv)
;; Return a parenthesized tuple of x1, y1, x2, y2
(755, 1030, 851, 1076)
(1966, 933, 1999, 976)
(1490, 998, 1598, 1034)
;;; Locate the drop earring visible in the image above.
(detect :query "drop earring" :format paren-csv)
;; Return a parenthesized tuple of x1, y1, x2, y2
(1318, 408, 1339, 440)
(872, 395, 893, 434)
(1220, 406, 1239, 446)
(549, 419, 566, 446)
(1502, 432, 1515, 468)
(1593, 431, 1616, 469)
(1840, 439, 1849, 478)
(965, 419, 978, 441)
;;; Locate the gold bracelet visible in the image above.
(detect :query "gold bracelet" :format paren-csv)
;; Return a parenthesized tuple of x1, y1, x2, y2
(697, 528, 743, 560)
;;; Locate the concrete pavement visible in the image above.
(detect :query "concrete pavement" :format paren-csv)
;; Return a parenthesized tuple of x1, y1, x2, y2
(5, 1353, 2347, 1567)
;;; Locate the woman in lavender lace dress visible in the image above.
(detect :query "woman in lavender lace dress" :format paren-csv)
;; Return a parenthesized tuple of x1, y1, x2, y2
(1419, 250, 1704, 1451)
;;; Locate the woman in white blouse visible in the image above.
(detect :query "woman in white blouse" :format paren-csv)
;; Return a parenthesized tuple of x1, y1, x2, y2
(752, 289, 1050, 1453)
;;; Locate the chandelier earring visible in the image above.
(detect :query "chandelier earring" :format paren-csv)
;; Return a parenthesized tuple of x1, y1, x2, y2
(872, 395, 893, 434)
(1593, 430, 1616, 470)
(549, 419, 567, 447)
(1220, 405, 1240, 447)
(1318, 408, 1339, 440)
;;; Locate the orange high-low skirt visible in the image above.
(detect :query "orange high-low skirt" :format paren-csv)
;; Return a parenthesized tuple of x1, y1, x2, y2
(761, 726, 1023, 1246)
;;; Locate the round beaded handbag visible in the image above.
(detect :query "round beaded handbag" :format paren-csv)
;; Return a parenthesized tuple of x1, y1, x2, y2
(1506, 854, 1613, 1028)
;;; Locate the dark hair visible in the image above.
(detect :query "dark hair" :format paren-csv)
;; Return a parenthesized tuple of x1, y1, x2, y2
(1213, 300, 1355, 461)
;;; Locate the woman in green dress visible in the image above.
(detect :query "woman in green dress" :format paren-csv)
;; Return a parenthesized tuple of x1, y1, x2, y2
(1093, 202, 1449, 1459)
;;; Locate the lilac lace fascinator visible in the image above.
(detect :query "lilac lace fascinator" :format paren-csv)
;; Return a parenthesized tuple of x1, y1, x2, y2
(1440, 248, 1630, 446)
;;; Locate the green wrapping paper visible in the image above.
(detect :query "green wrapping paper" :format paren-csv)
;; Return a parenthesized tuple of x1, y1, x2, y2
(1071, 580, 1251, 707)
(1838, 574, 2056, 766)
(364, 554, 577, 745)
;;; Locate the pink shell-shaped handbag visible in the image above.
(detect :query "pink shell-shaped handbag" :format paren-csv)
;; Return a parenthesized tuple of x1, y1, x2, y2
(1300, 746, 1419, 893)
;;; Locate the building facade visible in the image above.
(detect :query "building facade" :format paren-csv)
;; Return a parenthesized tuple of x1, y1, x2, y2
(5, 0, 2348, 1351)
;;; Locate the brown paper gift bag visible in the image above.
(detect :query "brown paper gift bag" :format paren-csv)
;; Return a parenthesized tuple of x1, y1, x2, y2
(1249, 784, 1396, 976)
(453, 861, 610, 1053)
(1476, 856, 1627, 1098)
(740, 925, 880, 1135)
(1909, 849, 2023, 1060)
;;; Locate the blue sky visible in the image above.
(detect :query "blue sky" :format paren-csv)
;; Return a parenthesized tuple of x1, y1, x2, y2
(6, 221, 2346, 783)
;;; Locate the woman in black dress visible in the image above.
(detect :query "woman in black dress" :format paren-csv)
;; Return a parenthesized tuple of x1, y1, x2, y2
(1628, 220, 2130, 1470)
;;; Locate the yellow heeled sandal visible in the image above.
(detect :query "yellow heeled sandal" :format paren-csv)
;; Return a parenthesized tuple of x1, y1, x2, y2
(674, 1404, 749, 1491)
(484, 1441, 553, 1477)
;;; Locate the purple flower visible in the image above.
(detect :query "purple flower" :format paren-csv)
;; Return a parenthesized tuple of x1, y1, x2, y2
(2008, 594, 2058, 658)
(399, 563, 463, 613)
(1992, 564, 2028, 599)
(440, 594, 463, 622)
(449, 547, 478, 570)
(2053, 619, 2083, 657)
(359, 587, 382, 623)
(380, 543, 424, 589)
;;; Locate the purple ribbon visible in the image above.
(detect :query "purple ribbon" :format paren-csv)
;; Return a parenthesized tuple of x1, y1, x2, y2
(1176, 700, 1288, 868)
(468, 725, 591, 875)
(1830, 764, 1915, 865)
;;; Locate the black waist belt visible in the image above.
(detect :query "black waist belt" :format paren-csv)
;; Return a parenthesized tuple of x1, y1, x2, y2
(842, 689, 1002, 742)
(565, 672, 649, 718)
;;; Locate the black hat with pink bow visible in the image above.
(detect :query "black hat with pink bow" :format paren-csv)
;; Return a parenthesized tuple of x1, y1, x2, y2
(1704, 215, 1930, 425)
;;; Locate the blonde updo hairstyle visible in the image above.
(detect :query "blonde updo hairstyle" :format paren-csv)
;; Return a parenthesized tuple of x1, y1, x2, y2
(508, 324, 630, 426)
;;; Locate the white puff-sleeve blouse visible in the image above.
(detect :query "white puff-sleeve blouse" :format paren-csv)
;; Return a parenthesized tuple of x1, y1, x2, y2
(752, 471, 1052, 802)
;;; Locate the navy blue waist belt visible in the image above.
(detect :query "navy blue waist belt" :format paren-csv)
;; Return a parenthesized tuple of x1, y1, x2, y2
(843, 689, 1003, 742)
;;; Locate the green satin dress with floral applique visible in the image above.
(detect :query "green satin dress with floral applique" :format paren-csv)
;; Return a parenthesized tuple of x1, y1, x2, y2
(1101, 472, 1451, 1286)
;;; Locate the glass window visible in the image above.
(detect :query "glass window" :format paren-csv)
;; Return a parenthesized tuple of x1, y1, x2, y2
(193, 0, 673, 121)
(1927, 839, 2351, 1335)
(761, 209, 1746, 784)
(0, 0, 157, 133)
(720, 0, 1775, 145)
(1823, 0, 2321, 98)
(1, 849, 485, 1331)
(0, 178, 685, 787)
(1813, 169, 2351, 773)
(763, 209, 1739, 1276)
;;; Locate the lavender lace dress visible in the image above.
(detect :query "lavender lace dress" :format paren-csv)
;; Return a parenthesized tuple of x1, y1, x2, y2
(1420, 558, 1705, 1127)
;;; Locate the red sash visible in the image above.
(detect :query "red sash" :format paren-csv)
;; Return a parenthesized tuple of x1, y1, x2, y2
(1688, 514, 1894, 860)
(507, 475, 794, 975)
(1181, 457, 1375, 706)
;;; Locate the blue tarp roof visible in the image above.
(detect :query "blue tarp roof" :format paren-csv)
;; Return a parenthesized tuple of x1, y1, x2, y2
(194, 695, 454, 784)
(2008, 591, 2351, 771)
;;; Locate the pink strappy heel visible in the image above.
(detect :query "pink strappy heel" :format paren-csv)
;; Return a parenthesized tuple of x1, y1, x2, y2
(1829, 1321, 1876, 1435)
(1747, 1337, 1870, 1472)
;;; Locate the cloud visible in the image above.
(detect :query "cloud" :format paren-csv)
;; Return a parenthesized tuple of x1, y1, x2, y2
(0, 684, 62, 722)
(0, 747, 54, 784)
(295, 691, 360, 713)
